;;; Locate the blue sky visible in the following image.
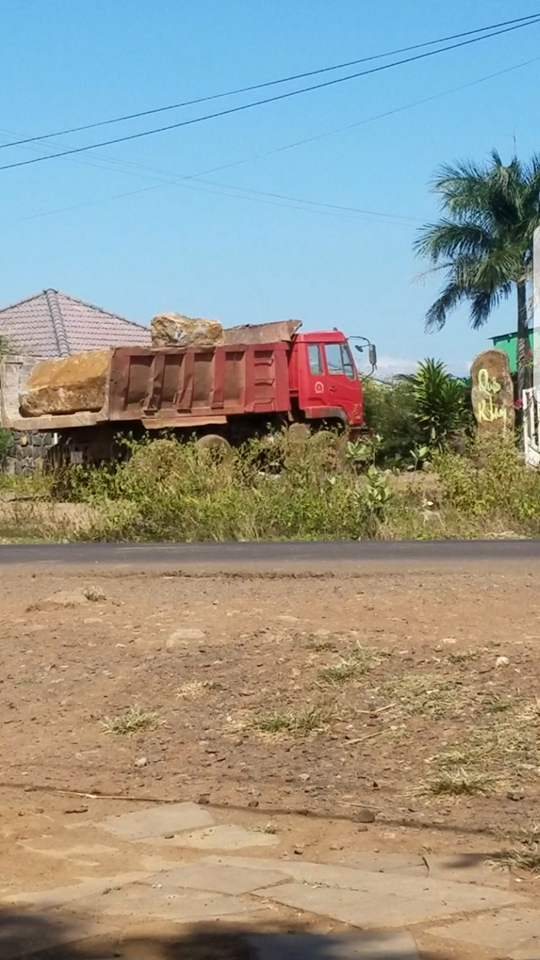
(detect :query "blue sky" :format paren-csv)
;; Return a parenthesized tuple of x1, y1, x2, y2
(1, 1, 539, 376)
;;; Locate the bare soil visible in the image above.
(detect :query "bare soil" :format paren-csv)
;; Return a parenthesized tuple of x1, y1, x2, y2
(1, 564, 540, 958)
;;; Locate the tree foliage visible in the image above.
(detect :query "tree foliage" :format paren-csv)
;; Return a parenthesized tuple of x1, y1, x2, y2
(415, 150, 540, 392)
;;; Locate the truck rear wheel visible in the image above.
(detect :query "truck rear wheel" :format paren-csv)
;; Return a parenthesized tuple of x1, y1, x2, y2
(288, 423, 310, 442)
(196, 434, 231, 458)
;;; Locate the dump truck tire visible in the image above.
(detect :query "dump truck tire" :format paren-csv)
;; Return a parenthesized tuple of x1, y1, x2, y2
(196, 434, 231, 457)
(288, 423, 310, 442)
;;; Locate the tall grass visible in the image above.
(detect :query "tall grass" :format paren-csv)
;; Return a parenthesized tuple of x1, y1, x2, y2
(63, 433, 373, 542)
(9, 433, 540, 543)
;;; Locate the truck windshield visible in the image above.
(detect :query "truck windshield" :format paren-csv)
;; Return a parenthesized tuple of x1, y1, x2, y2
(325, 343, 356, 380)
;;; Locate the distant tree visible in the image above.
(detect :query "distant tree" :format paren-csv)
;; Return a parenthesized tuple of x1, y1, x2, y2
(415, 150, 540, 395)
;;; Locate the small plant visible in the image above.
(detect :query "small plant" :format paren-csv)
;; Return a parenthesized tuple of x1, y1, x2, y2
(446, 649, 480, 664)
(251, 704, 335, 736)
(483, 693, 515, 714)
(320, 644, 387, 684)
(251, 822, 278, 835)
(346, 434, 382, 466)
(365, 466, 392, 511)
(410, 445, 432, 470)
(419, 768, 494, 797)
(102, 707, 162, 736)
(492, 824, 540, 873)
(82, 585, 106, 602)
(382, 674, 466, 720)
(177, 680, 216, 699)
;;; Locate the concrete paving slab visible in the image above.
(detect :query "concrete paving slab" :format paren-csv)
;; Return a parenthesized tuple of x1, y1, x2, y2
(331, 853, 427, 878)
(4, 872, 151, 909)
(158, 862, 288, 895)
(19, 841, 119, 867)
(210, 856, 521, 915)
(428, 908, 540, 953)
(245, 931, 419, 959)
(148, 824, 279, 851)
(0, 915, 117, 960)
(253, 870, 524, 930)
(100, 802, 214, 840)
(79, 884, 254, 922)
(424, 853, 509, 889)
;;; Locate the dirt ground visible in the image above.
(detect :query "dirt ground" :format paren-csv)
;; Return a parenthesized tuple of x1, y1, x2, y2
(2, 563, 540, 957)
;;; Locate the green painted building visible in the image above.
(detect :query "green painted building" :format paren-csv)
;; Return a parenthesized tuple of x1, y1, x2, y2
(490, 330, 533, 374)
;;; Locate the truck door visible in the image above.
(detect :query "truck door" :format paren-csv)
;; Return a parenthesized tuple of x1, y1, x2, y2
(322, 342, 362, 423)
(304, 343, 327, 405)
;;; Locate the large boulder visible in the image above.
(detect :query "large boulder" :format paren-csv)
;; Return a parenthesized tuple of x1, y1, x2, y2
(471, 349, 515, 438)
(150, 313, 224, 348)
(19, 349, 111, 417)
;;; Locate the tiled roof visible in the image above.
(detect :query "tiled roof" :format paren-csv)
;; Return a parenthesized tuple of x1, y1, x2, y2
(0, 289, 151, 357)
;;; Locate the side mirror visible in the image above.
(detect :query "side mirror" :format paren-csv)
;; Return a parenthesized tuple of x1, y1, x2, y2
(354, 344, 363, 354)
(368, 344, 377, 367)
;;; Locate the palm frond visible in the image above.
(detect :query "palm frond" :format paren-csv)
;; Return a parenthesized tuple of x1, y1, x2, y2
(424, 282, 467, 331)
(417, 148, 540, 352)
(414, 220, 492, 262)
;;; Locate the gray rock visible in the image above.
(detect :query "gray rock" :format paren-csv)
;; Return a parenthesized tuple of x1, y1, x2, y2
(352, 808, 376, 824)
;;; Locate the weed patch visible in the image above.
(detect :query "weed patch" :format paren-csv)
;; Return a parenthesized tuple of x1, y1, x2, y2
(320, 644, 389, 684)
(102, 707, 162, 736)
(251, 704, 335, 736)
(419, 769, 495, 797)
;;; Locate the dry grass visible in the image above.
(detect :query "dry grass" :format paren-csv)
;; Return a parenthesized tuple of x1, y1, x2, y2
(82, 585, 106, 602)
(380, 673, 468, 720)
(177, 680, 216, 700)
(320, 644, 389, 684)
(251, 822, 278, 835)
(251, 704, 335, 736)
(420, 693, 540, 798)
(102, 707, 162, 736)
(446, 649, 481, 665)
(418, 768, 495, 797)
(490, 825, 540, 873)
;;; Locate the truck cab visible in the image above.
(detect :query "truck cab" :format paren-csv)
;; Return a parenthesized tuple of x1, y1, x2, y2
(289, 330, 363, 431)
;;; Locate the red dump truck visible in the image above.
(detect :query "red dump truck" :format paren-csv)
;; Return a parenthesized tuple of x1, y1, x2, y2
(0, 321, 375, 463)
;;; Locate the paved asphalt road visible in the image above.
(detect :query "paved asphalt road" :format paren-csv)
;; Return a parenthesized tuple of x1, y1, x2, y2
(1, 540, 540, 569)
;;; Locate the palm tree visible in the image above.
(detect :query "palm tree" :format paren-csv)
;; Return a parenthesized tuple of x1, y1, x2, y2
(415, 151, 540, 395)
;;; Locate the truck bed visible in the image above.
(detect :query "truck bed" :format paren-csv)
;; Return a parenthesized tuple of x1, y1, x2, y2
(1, 342, 292, 432)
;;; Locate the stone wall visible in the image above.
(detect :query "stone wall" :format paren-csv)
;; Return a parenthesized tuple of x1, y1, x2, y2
(4, 430, 55, 476)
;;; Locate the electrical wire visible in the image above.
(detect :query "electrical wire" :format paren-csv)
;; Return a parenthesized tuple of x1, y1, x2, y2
(1, 17, 539, 173)
(0, 12, 537, 150)
(6, 54, 538, 226)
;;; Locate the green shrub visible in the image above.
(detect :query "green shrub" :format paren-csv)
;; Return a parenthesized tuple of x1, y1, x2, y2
(403, 359, 473, 450)
(66, 433, 381, 542)
(434, 439, 540, 533)
(362, 377, 420, 466)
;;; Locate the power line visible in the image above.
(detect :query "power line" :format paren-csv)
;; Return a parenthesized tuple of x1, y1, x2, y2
(1, 12, 538, 151)
(6, 54, 538, 227)
(1, 17, 539, 174)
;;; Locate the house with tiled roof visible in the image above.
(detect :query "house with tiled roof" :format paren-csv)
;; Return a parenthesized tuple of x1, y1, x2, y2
(0, 289, 150, 357)
(0, 290, 151, 475)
